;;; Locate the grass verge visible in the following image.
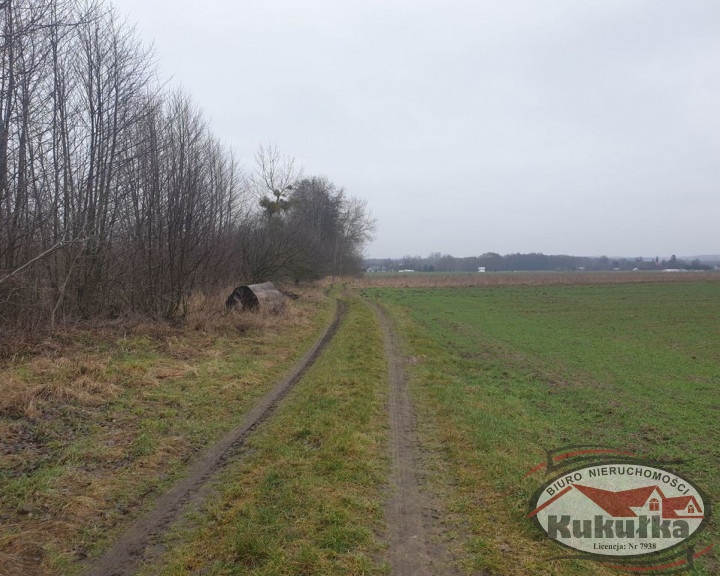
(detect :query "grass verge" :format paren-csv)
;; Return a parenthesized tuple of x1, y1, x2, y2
(134, 295, 390, 576)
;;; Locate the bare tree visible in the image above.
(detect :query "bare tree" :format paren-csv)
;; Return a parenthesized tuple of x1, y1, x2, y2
(0, 0, 372, 342)
(334, 196, 375, 275)
(267, 176, 375, 282)
(251, 144, 302, 216)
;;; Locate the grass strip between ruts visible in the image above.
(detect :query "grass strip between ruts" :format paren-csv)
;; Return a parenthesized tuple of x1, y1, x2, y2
(138, 296, 390, 576)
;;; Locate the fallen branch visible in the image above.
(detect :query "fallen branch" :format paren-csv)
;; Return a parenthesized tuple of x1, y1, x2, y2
(0, 237, 89, 286)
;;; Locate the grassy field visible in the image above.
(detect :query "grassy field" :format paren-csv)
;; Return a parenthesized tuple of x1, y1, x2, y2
(134, 296, 390, 576)
(0, 288, 334, 576)
(3, 276, 719, 575)
(361, 280, 720, 575)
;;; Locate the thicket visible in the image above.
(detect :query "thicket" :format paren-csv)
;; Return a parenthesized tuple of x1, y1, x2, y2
(0, 1, 373, 339)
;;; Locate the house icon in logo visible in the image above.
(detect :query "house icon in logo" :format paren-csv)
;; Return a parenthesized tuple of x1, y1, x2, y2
(528, 485, 704, 519)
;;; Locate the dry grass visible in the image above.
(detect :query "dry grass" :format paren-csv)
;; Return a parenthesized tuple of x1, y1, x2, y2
(0, 284, 324, 421)
(0, 282, 331, 576)
(0, 358, 119, 419)
(341, 270, 720, 289)
(0, 283, 309, 362)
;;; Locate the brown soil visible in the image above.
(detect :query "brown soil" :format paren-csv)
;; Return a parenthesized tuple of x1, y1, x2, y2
(346, 270, 720, 290)
(80, 300, 346, 576)
(370, 301, 460, 576)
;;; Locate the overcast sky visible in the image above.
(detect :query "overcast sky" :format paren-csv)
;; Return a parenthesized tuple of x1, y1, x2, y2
(111, 0, 719, 258)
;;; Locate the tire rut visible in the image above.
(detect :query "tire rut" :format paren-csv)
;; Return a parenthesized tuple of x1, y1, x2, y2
(370, 301, 460, 576)
(81, 299, 346, 576)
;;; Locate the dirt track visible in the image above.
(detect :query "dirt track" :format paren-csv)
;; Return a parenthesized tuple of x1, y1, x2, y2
(81, 300, 346, 576)
(370, 301, 458, 576)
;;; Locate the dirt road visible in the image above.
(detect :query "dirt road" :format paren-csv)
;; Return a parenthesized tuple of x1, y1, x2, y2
(82, 297, 460, 576)
(370, 301, 458, 576)
(81, 300, 346, 576)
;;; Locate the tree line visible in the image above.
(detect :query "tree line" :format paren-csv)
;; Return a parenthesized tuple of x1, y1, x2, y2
(0, 0, 373, 336)
(370, 253, 714, 273)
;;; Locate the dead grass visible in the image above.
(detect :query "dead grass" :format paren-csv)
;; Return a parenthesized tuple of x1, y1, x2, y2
(0, 374, 39, 419)
(0, 358, 119, 419)
(0, 283, 316, 363)
(0, 282, 331, 576)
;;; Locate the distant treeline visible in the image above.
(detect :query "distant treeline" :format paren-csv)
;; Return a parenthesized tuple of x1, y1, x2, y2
(0, 1, 373, 334)
(368, 253, 715, 273)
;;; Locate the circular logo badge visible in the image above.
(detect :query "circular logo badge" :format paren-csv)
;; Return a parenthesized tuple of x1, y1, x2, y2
(528, 462, 710, 557)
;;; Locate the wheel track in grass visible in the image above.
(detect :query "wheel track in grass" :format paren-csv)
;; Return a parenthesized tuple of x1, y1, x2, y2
(81, 299, 346, 576)
(370, 301, 460, 576)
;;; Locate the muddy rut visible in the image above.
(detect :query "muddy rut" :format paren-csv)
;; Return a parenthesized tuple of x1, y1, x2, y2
(81, 300, 346, 576)
(370, 302, 459, 576)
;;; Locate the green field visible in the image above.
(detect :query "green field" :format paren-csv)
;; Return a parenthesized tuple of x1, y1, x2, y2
(362, 281, 720, 575)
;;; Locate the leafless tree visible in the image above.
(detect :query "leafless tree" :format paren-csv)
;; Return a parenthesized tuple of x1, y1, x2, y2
(0, 0, 373, 342)
(0, 0, 249, 330)
(251, 144, 302, 216)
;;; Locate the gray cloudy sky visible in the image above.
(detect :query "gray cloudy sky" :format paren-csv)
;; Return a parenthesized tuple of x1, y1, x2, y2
(112, 0, 719, 258)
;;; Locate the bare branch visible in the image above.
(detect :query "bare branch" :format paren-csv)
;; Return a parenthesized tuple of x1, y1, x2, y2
(0, 236, 88, 285)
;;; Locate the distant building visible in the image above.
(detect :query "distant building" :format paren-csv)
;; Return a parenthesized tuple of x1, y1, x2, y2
(398, 269, 415, 273)
(366, 267, 388, 273)
(477, 267, 486, 273)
